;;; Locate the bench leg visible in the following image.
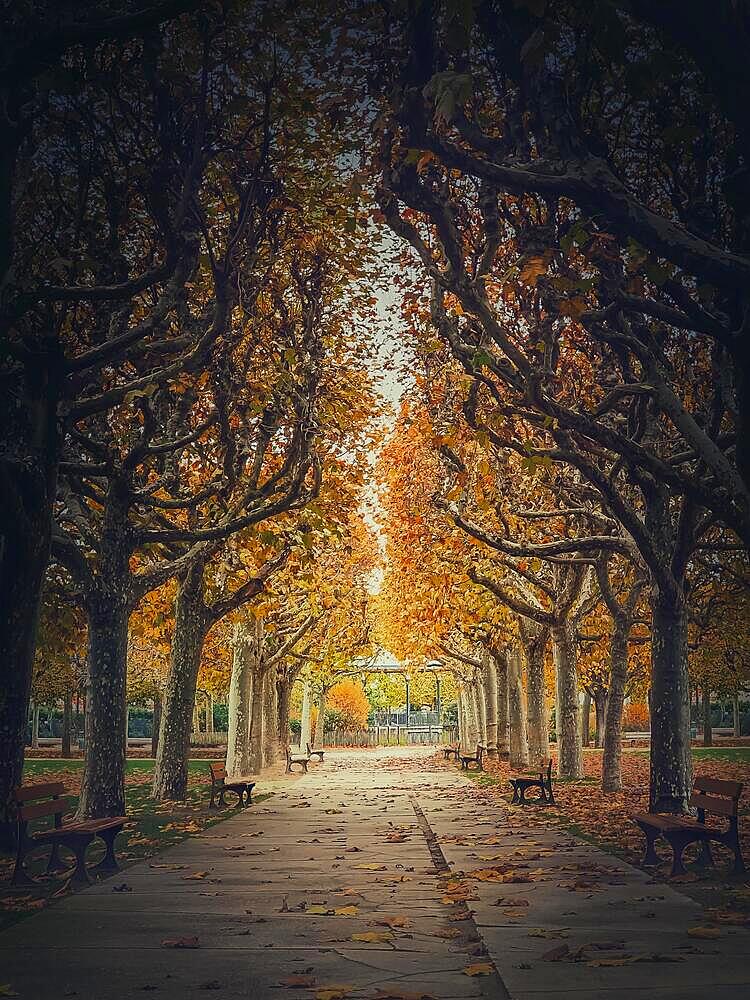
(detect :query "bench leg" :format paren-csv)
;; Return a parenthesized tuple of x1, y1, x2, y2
(637, 823, 661, 866)
(46, 841, 69, 875)
(70, 840, 92, 884)
(695, 839, 714, 868)
(667, 833, 694, 877)
(509, 782, 519, 805)
(91, 828, 121, 875)
(302, 760, 308, 773)
(11, 842, 36, 888)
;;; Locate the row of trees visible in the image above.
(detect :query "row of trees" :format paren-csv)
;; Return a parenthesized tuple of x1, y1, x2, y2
(369, 0, 750, 811)
(0, 0, 381, 836)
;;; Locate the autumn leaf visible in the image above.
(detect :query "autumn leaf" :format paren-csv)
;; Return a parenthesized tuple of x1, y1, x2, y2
(182, 871, 209, 881)
(462, 962, 494, 976)
(279, 975, 316, 988)
(161, 936, 200, 949)
(687, 926, 722, 939)
(351, 931, 393, 943)
(315, 985, 353, 1000)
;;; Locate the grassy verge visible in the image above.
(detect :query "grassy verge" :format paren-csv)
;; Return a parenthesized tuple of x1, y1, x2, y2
(0, 759, 272, 931)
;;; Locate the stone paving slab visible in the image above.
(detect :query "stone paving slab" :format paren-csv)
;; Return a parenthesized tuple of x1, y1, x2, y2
(2, 745, 748, 1000)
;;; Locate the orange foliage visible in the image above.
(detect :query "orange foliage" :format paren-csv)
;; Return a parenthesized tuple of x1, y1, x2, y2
(623, 702, 650, 732)
(327, 678, 370, 729)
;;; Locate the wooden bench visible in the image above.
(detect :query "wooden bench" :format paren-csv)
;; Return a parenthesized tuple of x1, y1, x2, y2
(306, 743, 324, 763)
(442, 744, 459, 761)
(459, 744, 485, 771)
(286, 746, 311, 773)
(208, 763, 255, 809)
(509, 758, 555, 805)
(632, 776, 745, 877)
(12, 782, 126, 886)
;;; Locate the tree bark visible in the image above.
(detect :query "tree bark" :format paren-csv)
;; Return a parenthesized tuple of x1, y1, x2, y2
(206, 691, 214, 736)
(262, 670, 278, 767)
(300, 680, 312, 750)
(602, 629, 628, 791)
(521, 625, 549, 767)
(153, 566, 209, 801)
(474, 675, 487, 744)
(248, 668, 265, 772)
(581, 691, 592, 747)
(495, 657, 509, 757)
(151, 691, 162, 759)
(702, 686, 713, 747)
(649, 589, 692, 812)
(313, 688, 326, 747)
(61, 689, 72, 758)
(226, 625, 253, 776)
(31, 702, 40, 749)
(507, 646, 529, 769)
(551, 623, 583, 779)
(733, 692, 741, 738)
(483, 655, 499, 754)
(593, 690, 608, 749)
(0, 377, 58, 846)
(78, 595, 129, 818)
(276, 671, 292, 755)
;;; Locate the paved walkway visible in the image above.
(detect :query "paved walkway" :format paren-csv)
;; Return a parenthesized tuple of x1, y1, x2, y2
(1, 747, 748, 999)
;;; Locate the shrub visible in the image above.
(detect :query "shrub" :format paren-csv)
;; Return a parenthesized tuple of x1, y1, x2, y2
(327, 678, 370, 730)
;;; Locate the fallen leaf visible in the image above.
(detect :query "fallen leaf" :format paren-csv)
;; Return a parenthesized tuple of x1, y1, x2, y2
(376, 915, 411, 929)
(334, 906, 358, 916)
(279, 975, 316, 988)
(351, 931, 393, 943)
(353, 864, 386, 871)
(161, 936, 200, 949)
(182, 871, 209, 881)
(463, 962, 493, 976)
(315, 986, 352, 1000)
(687, 926, 722, 940)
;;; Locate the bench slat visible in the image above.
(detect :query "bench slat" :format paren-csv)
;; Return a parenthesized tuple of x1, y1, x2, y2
(693, 776, 743, 799)
(209, 764, 226, 779)
(690, 792, 737, 817)
(15, 782, 65, 803)
(19, 798, 68, 822)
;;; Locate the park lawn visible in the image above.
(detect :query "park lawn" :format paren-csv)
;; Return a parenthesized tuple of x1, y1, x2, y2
(0, 759, 271, 930)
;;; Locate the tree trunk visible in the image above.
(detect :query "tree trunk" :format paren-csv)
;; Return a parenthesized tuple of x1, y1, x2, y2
(262, 670, 278, 767)
(507, 647, 529, 769)
(475, 675, 487, 744)
(495, 658, 509, 757)
(483, 656, 498, 754)
(206, 691, 214, 736)
(78, 596, 129, 818)
(226, 626, 253, 776)
(248, 669, 265, 772)
(277, 672, 292, 755)
(594, 690, 608, 749)
(649, 590, 692, 812)
(313, 689, 326, 747)
(153, 567, 209, 801)
(300, 680, 312, 750)
(61, 689, 72, 758)
(151, 691, 162, 760)
(551, 623, 582, 779)
(0, 386, 58, 846)
(702, 687, 712, 747)
(733, 692, 741, 738)
(581, 691, 592, 747)
(602, 628, 628, 792)
(523, 630, 549, 767)
(31, 702, 40, 749)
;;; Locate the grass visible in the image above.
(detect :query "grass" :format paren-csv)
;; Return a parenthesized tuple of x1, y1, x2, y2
(0, 758, 272, 931)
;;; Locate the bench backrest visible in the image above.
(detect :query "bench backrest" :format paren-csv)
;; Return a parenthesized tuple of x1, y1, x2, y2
(691, 776, 743, 817)
(209, 763, 226, 782)
(13, 782, 67, 823)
